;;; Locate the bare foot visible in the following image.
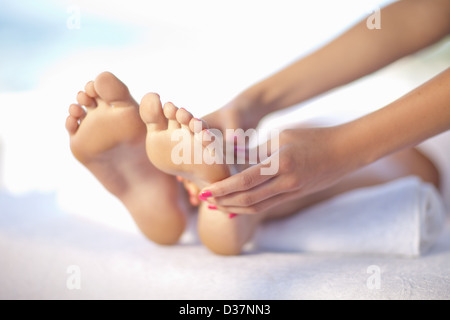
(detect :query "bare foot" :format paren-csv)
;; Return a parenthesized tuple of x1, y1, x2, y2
(139, 95, 231, 188)
(140, 96, 260, 255)
(66, 72, 186, 245)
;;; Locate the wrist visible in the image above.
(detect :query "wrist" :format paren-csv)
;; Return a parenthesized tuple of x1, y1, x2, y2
(233, 82, 280, 118)
(331, 120, 382, 174)
(313, 125, 357, 179)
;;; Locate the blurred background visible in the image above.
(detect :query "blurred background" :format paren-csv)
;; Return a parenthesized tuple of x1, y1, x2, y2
(0, 0, 448, 232)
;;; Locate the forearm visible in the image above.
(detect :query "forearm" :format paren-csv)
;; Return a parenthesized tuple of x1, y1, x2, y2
(335, 67, 450, 173)
(240, 0, 450, 114)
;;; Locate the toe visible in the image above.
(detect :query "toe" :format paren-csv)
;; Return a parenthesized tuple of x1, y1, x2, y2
(94, 71, 136, 107)
(163, 102, 181, 130)
(65, 115, 79, 135)
(69, 104, 86, 120)
(176, 108, 193, 127)
(85, 81, 97, 98)
(184, 180, 201, 206)
(189, 117, 208, 134)
(199, 129, 221, 149)
(77, 91, 96, 108)
(163, 102, 178, 119)
(139, 93, 167, 131)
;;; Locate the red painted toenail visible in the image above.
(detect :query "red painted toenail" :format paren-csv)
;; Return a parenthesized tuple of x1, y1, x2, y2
(229, 214, 238, 219)
(208, 205, 217, 210)
(203, 129, 214, 137)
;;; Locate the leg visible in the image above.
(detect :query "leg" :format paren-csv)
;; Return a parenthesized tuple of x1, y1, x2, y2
(66, 72, 187, 245)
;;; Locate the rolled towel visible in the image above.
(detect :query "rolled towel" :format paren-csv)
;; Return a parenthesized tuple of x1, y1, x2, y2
(253, 176, 447, 257)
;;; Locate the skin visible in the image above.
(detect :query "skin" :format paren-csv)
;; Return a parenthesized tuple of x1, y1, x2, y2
(66, 72, 187, 246)
(67, 0, 450, 255)
(204, 0, 450, 132)
(137, 79, 444, 255)
(200, 0, 450, 216)
(201, 69, 450, 215)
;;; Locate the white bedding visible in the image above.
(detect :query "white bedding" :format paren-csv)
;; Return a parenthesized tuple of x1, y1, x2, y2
(0, 189, 449, 300)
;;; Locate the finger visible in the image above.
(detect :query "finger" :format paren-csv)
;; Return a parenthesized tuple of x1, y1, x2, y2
(212, 189, 301, 215)
(208, 174, 288, 207)
(200, 161, 277, 198)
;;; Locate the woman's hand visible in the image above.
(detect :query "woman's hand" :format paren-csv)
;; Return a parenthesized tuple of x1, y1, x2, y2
(199, 126, 352, 215)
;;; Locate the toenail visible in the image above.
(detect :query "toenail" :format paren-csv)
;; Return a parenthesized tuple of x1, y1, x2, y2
(208, 205, 217, 210)
(199, 190, 212, 201)
(229, 214, 238, 219)
(204, 129, 214, 137)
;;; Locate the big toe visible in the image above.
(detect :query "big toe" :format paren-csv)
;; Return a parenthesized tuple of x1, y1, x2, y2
(94, 71, 136, 106)
(139, 93, 167, 131)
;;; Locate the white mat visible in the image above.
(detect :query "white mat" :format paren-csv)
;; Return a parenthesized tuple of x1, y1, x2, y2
(254, 177, 446, 257)
(1, 178, 449, 300)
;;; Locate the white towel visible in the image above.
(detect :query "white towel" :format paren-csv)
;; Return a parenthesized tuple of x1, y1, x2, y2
(253, 177, 447, 257)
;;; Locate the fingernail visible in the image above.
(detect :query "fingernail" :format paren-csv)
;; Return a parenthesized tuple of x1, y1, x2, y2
(199, 190, 212, 201)
(208, 205, 217, 210)
(229, 214, 237, 219)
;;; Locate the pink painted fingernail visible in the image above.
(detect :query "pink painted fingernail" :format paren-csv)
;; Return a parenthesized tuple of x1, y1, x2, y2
(199, 190, 212, 201)
(229, 214, 237, 219)
(208, 205, 217, 210)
